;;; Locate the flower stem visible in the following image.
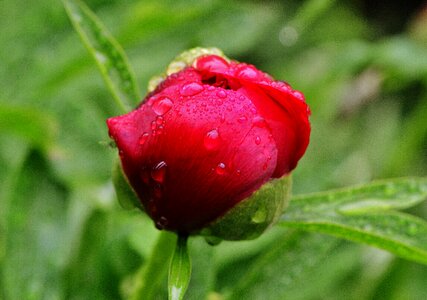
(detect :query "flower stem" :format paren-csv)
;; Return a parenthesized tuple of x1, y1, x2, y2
(168, 234, 192, 300)
(131, 230, 177, 300)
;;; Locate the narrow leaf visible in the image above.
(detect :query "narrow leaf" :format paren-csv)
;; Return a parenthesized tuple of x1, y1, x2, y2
(0, 104, 57, 151)
(291, 177, 427, 214)
(281, 178, 427, 265)
(168, 235, 192, 300)
(63, 0, 141, 113)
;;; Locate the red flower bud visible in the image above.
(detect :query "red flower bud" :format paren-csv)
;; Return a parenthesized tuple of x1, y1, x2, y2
(107, 50, 310, 237)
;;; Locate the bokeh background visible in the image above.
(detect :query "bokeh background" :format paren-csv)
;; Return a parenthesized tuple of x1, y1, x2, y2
(1, 0, 427, 299)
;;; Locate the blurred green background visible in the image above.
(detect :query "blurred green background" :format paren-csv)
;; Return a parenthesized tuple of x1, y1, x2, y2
(1, 0, 427, 299)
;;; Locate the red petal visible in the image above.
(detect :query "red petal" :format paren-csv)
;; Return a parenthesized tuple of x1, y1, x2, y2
(195, 55, 311, 177)
(107, 68, 277, 232)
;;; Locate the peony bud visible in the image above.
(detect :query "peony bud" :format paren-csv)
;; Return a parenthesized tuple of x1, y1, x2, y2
(107, 48, 310, 240)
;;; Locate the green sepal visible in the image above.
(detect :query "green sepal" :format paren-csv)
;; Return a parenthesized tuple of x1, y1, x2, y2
(201, 175, 292, 241)
(112, 159, 144, 211)
(147, 47, 229, 92)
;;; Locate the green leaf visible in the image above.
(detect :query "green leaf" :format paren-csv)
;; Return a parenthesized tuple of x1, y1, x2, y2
(63, 0, 141, 113)
(186, 237, 215, 300)
(0, 104, 57, 151)
(280, 178, 427, 264)
(291, 177, 427, 213)
(131, 231, 176, 300)
(112, 159, 143, 211)
(2, 152, 68, 299)
(226, 231, 341, 300)
(168, 235, 191, 300)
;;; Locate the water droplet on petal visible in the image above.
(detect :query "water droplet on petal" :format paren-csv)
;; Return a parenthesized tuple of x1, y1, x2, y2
(292, 90, 305, 101)
(139, 132, 149, 145)
(236, 169, 241, 176)
(255, 136, 261, 145)
(236, 66, 259, 80)
(157, 125, 164, 135)
(195, 55, 229, 73)
(152, 97, 174, 115)
(252, 116, 266, 128)
(141, 168, 150, 184)
(204, 129, 221, 151)
(180, 82, 204, 96)
(151, 121, 157, 130)
(238, 116, 247, 123)
(151, 161, 167, 183)
(155, 216, 168, 230)
(156, 116, 164, 125)
(215, 163, 226, 175)
(216, 90, 227, 98)
(153, 183, 163, 198)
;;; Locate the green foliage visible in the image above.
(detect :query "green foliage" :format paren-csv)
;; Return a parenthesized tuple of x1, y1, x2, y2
(63, 0, 141, 113)
(112, 159, 143, 211)
(168, 236, 191, 300)
(201, 175, 292, 241)
(281, 178, 427, 264)
(1, 0, 427, 299)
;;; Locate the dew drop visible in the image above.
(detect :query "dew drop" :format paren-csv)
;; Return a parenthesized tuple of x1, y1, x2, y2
(216, 90, 227, 98)
(153, 183, 163, 198)
(155, 216, 168, 230)
(252, 116, 266, 128)
(139, 132, 150, 145)
(157, 125, 164, 135)
(156, 116, 164, 125)
(238, 116, 248, 123)
(151, 121, 157, 130)
(151, 161, 167, 183)
(292, 90, 305, 101)
(215, 162, 226, 175)
(204, 236, 222, 246)
(236, 169, 241, 176)
(204, 129, 221, 151)
(180, 82, 204, 96)
(236, 66, 259, 80)
(220, 114, 226, 123)
(255, 136, 261, 145)
(141, 169, 150, 184)
(252, 209, 267, 223)
(195, 55, 229, 73)
(152, 97, 174, 115)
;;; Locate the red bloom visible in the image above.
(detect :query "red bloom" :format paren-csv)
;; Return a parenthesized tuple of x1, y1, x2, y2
(107, 55, 310, 234)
